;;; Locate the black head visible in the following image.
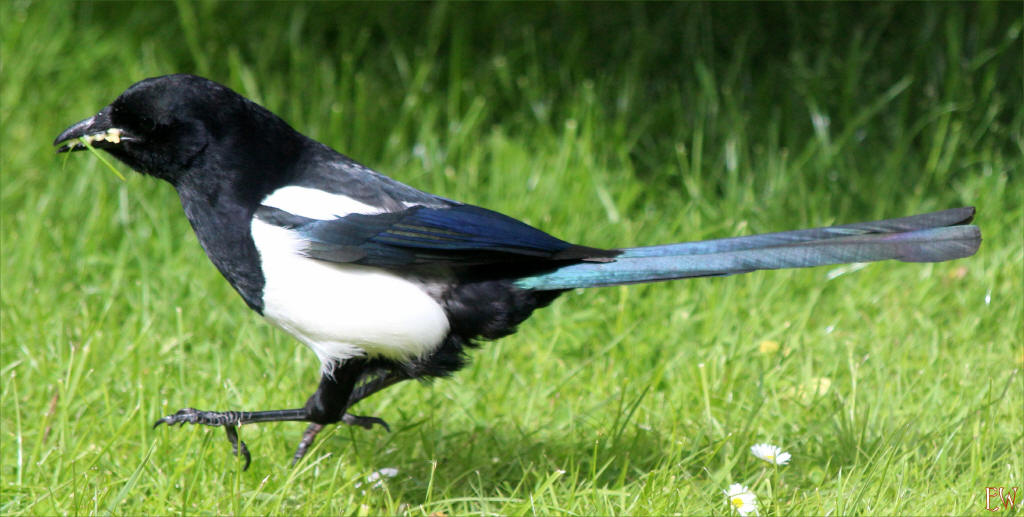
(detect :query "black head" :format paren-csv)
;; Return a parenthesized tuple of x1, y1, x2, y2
(54, 74, 304, 188)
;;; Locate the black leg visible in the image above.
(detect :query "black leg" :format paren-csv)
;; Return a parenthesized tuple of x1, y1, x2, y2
(348, 370, 410, 407)
(288, 369, 411, 464)
(154, 359, 368, 469)
(292, 422, 324, 465)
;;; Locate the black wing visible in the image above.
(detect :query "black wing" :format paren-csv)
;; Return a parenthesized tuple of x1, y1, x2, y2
(256, 204, 617, 268)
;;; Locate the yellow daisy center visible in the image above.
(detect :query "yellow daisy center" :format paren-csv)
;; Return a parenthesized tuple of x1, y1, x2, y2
(731, 496, 745, 508)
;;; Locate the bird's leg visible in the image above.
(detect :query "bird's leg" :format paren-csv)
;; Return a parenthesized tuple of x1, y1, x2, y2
(348, 370, 410, 407)
(340, 369, 411, 429)
(290, 369, 411, 464)
(154, 359, 368, 470)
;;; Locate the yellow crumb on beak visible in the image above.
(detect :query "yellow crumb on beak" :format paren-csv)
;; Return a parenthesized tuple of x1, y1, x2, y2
(83, 128, 124, 144)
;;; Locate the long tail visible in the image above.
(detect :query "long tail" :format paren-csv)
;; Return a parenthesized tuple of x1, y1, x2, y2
(515, 207, 981, 290)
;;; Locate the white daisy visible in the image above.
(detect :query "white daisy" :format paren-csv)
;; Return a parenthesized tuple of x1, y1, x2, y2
(750, 443, 791, 465)
(724, 483, 759, 516)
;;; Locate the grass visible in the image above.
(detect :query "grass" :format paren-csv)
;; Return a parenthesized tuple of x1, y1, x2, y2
(2, 2, 1021, 515)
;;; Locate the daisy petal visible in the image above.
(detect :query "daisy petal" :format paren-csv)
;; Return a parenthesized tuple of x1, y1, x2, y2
(750, 442, 791, 465)
(724, 483, 759, 516)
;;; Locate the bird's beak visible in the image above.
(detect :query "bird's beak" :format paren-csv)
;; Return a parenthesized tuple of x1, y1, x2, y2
(54, 109, 133, 153)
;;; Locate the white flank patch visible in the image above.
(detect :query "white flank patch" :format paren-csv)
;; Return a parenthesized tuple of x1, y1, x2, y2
(251, 219, 450, 371)
(260, 185, 384, 220)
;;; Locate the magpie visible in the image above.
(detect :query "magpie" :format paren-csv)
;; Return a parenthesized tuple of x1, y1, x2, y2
(55, 74, 981, 469)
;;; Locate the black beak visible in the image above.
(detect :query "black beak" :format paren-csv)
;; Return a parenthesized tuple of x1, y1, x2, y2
(54, 108, 129, 153)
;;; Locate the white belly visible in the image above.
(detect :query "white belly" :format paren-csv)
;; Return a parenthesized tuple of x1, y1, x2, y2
(251, 219, 451, 372)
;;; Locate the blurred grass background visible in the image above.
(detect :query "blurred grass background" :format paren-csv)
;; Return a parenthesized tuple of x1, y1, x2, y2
(2, 1, 1021, 514)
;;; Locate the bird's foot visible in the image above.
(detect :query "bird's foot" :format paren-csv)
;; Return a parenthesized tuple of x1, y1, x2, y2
(154, 408, 251, 470)
(154, 407, 246, 427)
(341, 412, 390, 431)
(292, 422, 324, 465)
(290, 412, 390, 465)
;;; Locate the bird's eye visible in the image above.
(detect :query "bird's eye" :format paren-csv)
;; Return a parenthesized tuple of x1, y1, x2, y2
(139, 116, 157, 131)
(112, 103, 158, 134)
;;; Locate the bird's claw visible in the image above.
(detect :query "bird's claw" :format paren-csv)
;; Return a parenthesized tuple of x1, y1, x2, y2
(341, 413, 390, 432)
(224, 425, 252, 470)
(153, 407, 251, 470)
(153, 407, 198, 428)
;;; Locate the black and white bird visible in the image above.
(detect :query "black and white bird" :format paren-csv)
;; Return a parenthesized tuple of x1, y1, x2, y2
(55, 74, 981, 469)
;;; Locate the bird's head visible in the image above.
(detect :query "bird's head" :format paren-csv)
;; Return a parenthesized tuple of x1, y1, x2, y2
(55, 74, 299, 188)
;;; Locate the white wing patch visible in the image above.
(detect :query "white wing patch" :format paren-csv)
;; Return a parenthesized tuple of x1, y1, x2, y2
(251, 218, 450, 372)
(260, 185, 384, 220)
